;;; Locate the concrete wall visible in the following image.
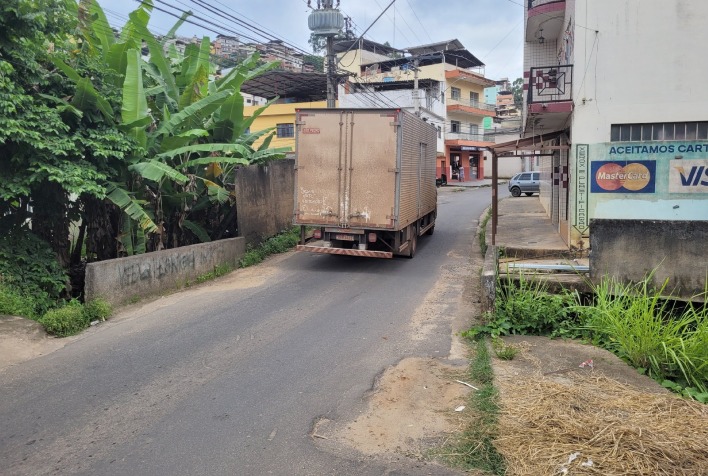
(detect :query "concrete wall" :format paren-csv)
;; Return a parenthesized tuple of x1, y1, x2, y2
(85, 237, 246, 306)
(234, 159, 294, 246)
(589, 219, 708, 300)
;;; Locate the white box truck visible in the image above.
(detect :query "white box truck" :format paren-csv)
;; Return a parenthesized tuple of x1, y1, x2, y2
(294, 108, 437, 258)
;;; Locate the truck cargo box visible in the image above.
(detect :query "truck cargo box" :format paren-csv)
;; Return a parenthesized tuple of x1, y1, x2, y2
(294, 108, 437, 258)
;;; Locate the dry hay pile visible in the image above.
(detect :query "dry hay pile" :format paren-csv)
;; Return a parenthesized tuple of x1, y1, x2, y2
(495, 373, 708, 475)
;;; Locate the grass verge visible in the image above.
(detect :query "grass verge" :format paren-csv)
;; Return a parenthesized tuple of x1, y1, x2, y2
(239, 227, 301, 268)
(478, 207, 491, 256)
(433, 338, 506, 475)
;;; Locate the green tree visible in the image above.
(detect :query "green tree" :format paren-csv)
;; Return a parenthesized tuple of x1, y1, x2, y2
(511, 77, 524, 109)
(303, 54, 324, 72)
(308, 32, 328, 54)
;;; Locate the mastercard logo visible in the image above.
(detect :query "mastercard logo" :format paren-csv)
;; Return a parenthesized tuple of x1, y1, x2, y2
(595, 162, 652, 191)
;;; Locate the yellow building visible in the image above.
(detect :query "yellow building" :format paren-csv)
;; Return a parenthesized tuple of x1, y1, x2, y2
(240, 71, 337, 152)
(243, 100, 329, 151)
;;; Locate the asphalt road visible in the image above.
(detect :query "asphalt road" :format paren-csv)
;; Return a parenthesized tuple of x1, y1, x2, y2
(0, 186, 494, 476)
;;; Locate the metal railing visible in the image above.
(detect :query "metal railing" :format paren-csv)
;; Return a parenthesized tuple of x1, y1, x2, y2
(528, 0, 565, 9)
(527, 64, 573, 104)
(446, 131, 494, 142)
(447, 98, 496, 112)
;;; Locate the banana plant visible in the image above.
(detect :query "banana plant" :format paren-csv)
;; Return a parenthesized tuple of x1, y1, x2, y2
(65, 0, 290, 252)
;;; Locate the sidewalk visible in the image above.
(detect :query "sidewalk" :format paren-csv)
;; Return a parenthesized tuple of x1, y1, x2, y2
(481, 194, 591, 311)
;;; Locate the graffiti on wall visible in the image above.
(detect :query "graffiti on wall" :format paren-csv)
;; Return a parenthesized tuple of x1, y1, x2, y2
(119, 251, 196, 287)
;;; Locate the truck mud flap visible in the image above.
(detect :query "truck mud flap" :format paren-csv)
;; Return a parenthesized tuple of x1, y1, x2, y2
(296, 244, 393, 259)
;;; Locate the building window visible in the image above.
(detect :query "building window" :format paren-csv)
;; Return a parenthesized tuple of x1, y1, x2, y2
(437, 126, 441, 138)
(451, 87, 461, 100)
(469, 91, 479, 105)
(451, 120, 461, 133)
(470, 124, 479, 136)
(611, 122, 708, 142)
(276, 123, 294, 138)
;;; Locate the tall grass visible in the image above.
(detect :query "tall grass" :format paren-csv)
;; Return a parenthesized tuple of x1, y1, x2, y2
(575, 276, 707, 395)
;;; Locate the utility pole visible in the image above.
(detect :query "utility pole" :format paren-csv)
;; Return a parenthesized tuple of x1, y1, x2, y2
(326, 36, 336, 108)
(308, 0, 344, 109)
(412, 57, 420, 116)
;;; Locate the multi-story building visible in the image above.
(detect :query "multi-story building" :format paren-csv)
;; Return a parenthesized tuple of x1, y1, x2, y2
(213, 35, 240, 57)
(337, 39, 496, 181)
(257, 40, 305, 73)
(518, 0, 708, 251)
(508, 0, 708, 298)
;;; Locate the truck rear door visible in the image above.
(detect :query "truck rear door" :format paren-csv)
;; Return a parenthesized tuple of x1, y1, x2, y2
(295, 110, 398, 229)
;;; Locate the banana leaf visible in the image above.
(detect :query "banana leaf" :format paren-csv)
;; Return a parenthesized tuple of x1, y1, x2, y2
(106, 183, 158, 233)
(153, 89, 232, 137)
(106, 40, 136, 88)
(180, 156, 250, 168)
(87, 0, 115, 55)
(157, 143, 252, 160)
(182, 219, 211, 243)
(127, 9, 179, 104)
(248, 148, 291, 164)
(72, 77, 114, 121)
(121, 49, 148, 148)
(130, 160, 189, 184)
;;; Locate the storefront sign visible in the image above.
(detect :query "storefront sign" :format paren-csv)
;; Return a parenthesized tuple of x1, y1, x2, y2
(461, 146, 480, 151)
(591, 160, 656, 193)
(574, 144, 589, 234)
(669, 159, 708, 193)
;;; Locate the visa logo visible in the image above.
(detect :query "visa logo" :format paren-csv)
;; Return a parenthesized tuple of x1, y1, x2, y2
(676, 165, 708, 186)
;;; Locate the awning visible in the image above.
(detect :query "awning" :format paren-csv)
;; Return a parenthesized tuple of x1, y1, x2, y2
(491, 129, 568, 155)
(489, 129, 569, 247)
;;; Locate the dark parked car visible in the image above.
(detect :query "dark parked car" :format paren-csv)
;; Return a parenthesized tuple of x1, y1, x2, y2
(508, 171, 540, 197)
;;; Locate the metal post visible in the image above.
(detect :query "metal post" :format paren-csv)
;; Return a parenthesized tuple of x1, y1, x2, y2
(492, 151, 498, 245)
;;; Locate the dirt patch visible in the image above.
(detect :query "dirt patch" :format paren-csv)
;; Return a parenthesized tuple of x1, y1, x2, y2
(493, 336, 708, 475)
(323, 358, 470, 457)
(0, 315, 65, 372)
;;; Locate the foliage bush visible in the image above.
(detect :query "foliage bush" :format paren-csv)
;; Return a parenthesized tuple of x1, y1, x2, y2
(83, 299, 112, 323)
(463, 273, 576, 339)
(38, 299, 112, 337)
(38, 300, 87, 336)
(0, 281, 37, 318)
(0, 229, 67, 317)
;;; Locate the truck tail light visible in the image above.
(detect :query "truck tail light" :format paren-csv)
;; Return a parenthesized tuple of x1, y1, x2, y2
(313, 229, 322, 239)
(368, 233, 377, 243)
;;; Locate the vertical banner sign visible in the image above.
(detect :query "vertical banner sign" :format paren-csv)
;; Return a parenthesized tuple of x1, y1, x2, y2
(574, 144, 589, 234)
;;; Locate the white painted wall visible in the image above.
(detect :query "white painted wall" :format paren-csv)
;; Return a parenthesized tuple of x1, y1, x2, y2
(571, 0, 708, 144)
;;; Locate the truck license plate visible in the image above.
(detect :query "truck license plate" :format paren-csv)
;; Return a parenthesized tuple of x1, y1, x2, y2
(335, 234, 355, 241)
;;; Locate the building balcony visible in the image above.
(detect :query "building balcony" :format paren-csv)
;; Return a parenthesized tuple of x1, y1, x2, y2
(525, 64, 573, 131)
(526, 0, 565, 44)
(445, 131, 495, 145)
(447, 98, 496, 117)
(445, 69, 496, 87)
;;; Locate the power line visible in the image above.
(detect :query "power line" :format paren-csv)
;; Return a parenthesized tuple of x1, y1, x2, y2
(405, 0, 433, 43)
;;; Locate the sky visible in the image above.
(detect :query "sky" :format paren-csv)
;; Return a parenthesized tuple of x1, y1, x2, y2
(100, 0, 525, 81)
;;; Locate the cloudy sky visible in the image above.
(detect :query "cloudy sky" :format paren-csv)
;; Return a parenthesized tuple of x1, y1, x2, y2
(100, 0, 524, 81)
